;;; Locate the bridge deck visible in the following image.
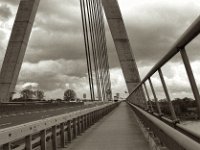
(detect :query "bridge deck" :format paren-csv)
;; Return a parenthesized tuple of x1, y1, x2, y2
(62, 102, 150, 150)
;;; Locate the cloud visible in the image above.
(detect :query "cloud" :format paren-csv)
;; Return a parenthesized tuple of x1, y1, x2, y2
(110, 68, 128, 97)
(0, 0, 20, 6)
(15, 67, 128, 99)
(1, 0, 200, 65)
(117, 0, 200, 65)
(0, 4, 12, 20)
(18, 59, 88, 91)
(21, 82, 39, 90)
(25, 29, 85, 62)
(140, 61, 200, 100)
(0, 0, 200, 99)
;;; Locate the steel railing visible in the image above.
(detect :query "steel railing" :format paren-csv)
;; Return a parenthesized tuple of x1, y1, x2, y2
(0, 102, 119, 150)
(127, 15, 200, 149)
(128, 102, 200, 150)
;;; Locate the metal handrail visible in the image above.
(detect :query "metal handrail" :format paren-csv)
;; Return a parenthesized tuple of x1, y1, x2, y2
(128, 15, 200, 119)
(0, 102, 118, 148)
(128, 15, 200, 94)
(128, 103, 200, 150)
(127, 14, 200, 149)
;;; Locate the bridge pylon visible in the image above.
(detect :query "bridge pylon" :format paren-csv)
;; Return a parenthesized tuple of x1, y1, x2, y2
(0, 0, 40, 102)
(0, 0, 145, 103)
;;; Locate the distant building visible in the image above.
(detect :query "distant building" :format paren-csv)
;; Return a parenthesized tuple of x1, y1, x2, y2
(83, 93, 86, 99)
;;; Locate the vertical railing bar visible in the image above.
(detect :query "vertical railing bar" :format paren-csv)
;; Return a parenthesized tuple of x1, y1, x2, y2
(3, 143, 11, 150)
(140, 85, 149, 110)
(135, 90, 139, 106)
(52, 126, 57, 150)
(135, 89, 139, 106)
(67, 120, 72, 143)
(73, 118, 77, 139)
(25, 135, 32, 150)
(137, 88, 143, 107)
(77, 116, 81, 135)
(158, 68, 178, 121)
(144, 82, 154, 112)
(60, 123, 65, 148)
(180, 48, 200, 119)
(41, 129, 46, 150)
(149, 77, 162, 116)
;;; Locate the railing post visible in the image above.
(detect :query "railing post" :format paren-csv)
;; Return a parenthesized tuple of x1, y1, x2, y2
(137, 86, 147, 108)
(141, 83, 151, 110)
(129, 92, 135, 104)
(3, 143, 11, 150)
(93, 111, 95, 123)
(41, 129, 46, 150)
(144, 83, 154, 112)
(60, 123, 65, 147)
(77, 117, 81, 135)
(149, 78, 162, 116)
(140, 86, 149, 109)
(135, 89, 140, 106)
(25, 135, 32, 150)
(94, 110, 97, 123)
(67, 120, 72, 143)
(87, 114, 90, 127)
(180, 48, 200, 119)
(85, 114, 88, 129)
(90, 112, 93, 125)
(89, 113, 92, 125)
(82, 115, 85, 131)
(93, 112, 95, 123)
(52, 126, 57, 150)
(132, 91, 136, 105)
(73, 118, 77, 139)
(158, 68, 178, 121)
(97, 110, 100, 120)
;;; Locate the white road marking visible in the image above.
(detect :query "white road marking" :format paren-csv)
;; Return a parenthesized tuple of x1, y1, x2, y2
(19, 113, 24, 115)
(10, 114, 17, 117)
(2, 115, 9, 118)
(0, 122, 11, 127)
(41, 115, 49, 119)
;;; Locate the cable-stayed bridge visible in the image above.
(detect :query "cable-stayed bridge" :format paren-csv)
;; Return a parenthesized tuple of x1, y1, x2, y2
(0, 0, 200, 150)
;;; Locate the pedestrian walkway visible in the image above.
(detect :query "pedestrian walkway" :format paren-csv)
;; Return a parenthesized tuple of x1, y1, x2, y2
(64, 102, 150, 150)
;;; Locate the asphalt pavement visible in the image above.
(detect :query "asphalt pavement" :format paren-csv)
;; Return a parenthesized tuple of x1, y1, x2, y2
(0, 104, 97, 129)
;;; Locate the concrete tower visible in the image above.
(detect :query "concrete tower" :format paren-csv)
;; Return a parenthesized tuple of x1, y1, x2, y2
(0, 0, 40, 102)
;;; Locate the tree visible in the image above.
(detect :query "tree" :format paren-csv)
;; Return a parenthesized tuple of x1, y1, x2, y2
(20, 89, 45, 100)
(35, 90, 45, 100)
(21, 89, 33, 99)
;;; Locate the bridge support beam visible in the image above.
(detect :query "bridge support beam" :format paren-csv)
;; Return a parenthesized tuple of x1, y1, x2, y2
(102, 1, 141, 91)
(102, 0, 146, 104)
(0, 0, 40, 102)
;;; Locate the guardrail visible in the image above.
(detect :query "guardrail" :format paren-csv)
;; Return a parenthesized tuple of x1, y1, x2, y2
(0, 102, 119, 150)
(128, 16, 200, 120)
(0, 102, 84, 117)
(127, 15, 200, 120)
(127, 15, 200, 149)
(128, 102, 200, 150)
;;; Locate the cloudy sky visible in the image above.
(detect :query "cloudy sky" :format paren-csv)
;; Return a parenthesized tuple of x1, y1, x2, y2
(0, 0, 199, 100)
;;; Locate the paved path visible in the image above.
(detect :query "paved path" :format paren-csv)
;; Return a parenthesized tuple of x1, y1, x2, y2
(64, 102, 150, 150)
